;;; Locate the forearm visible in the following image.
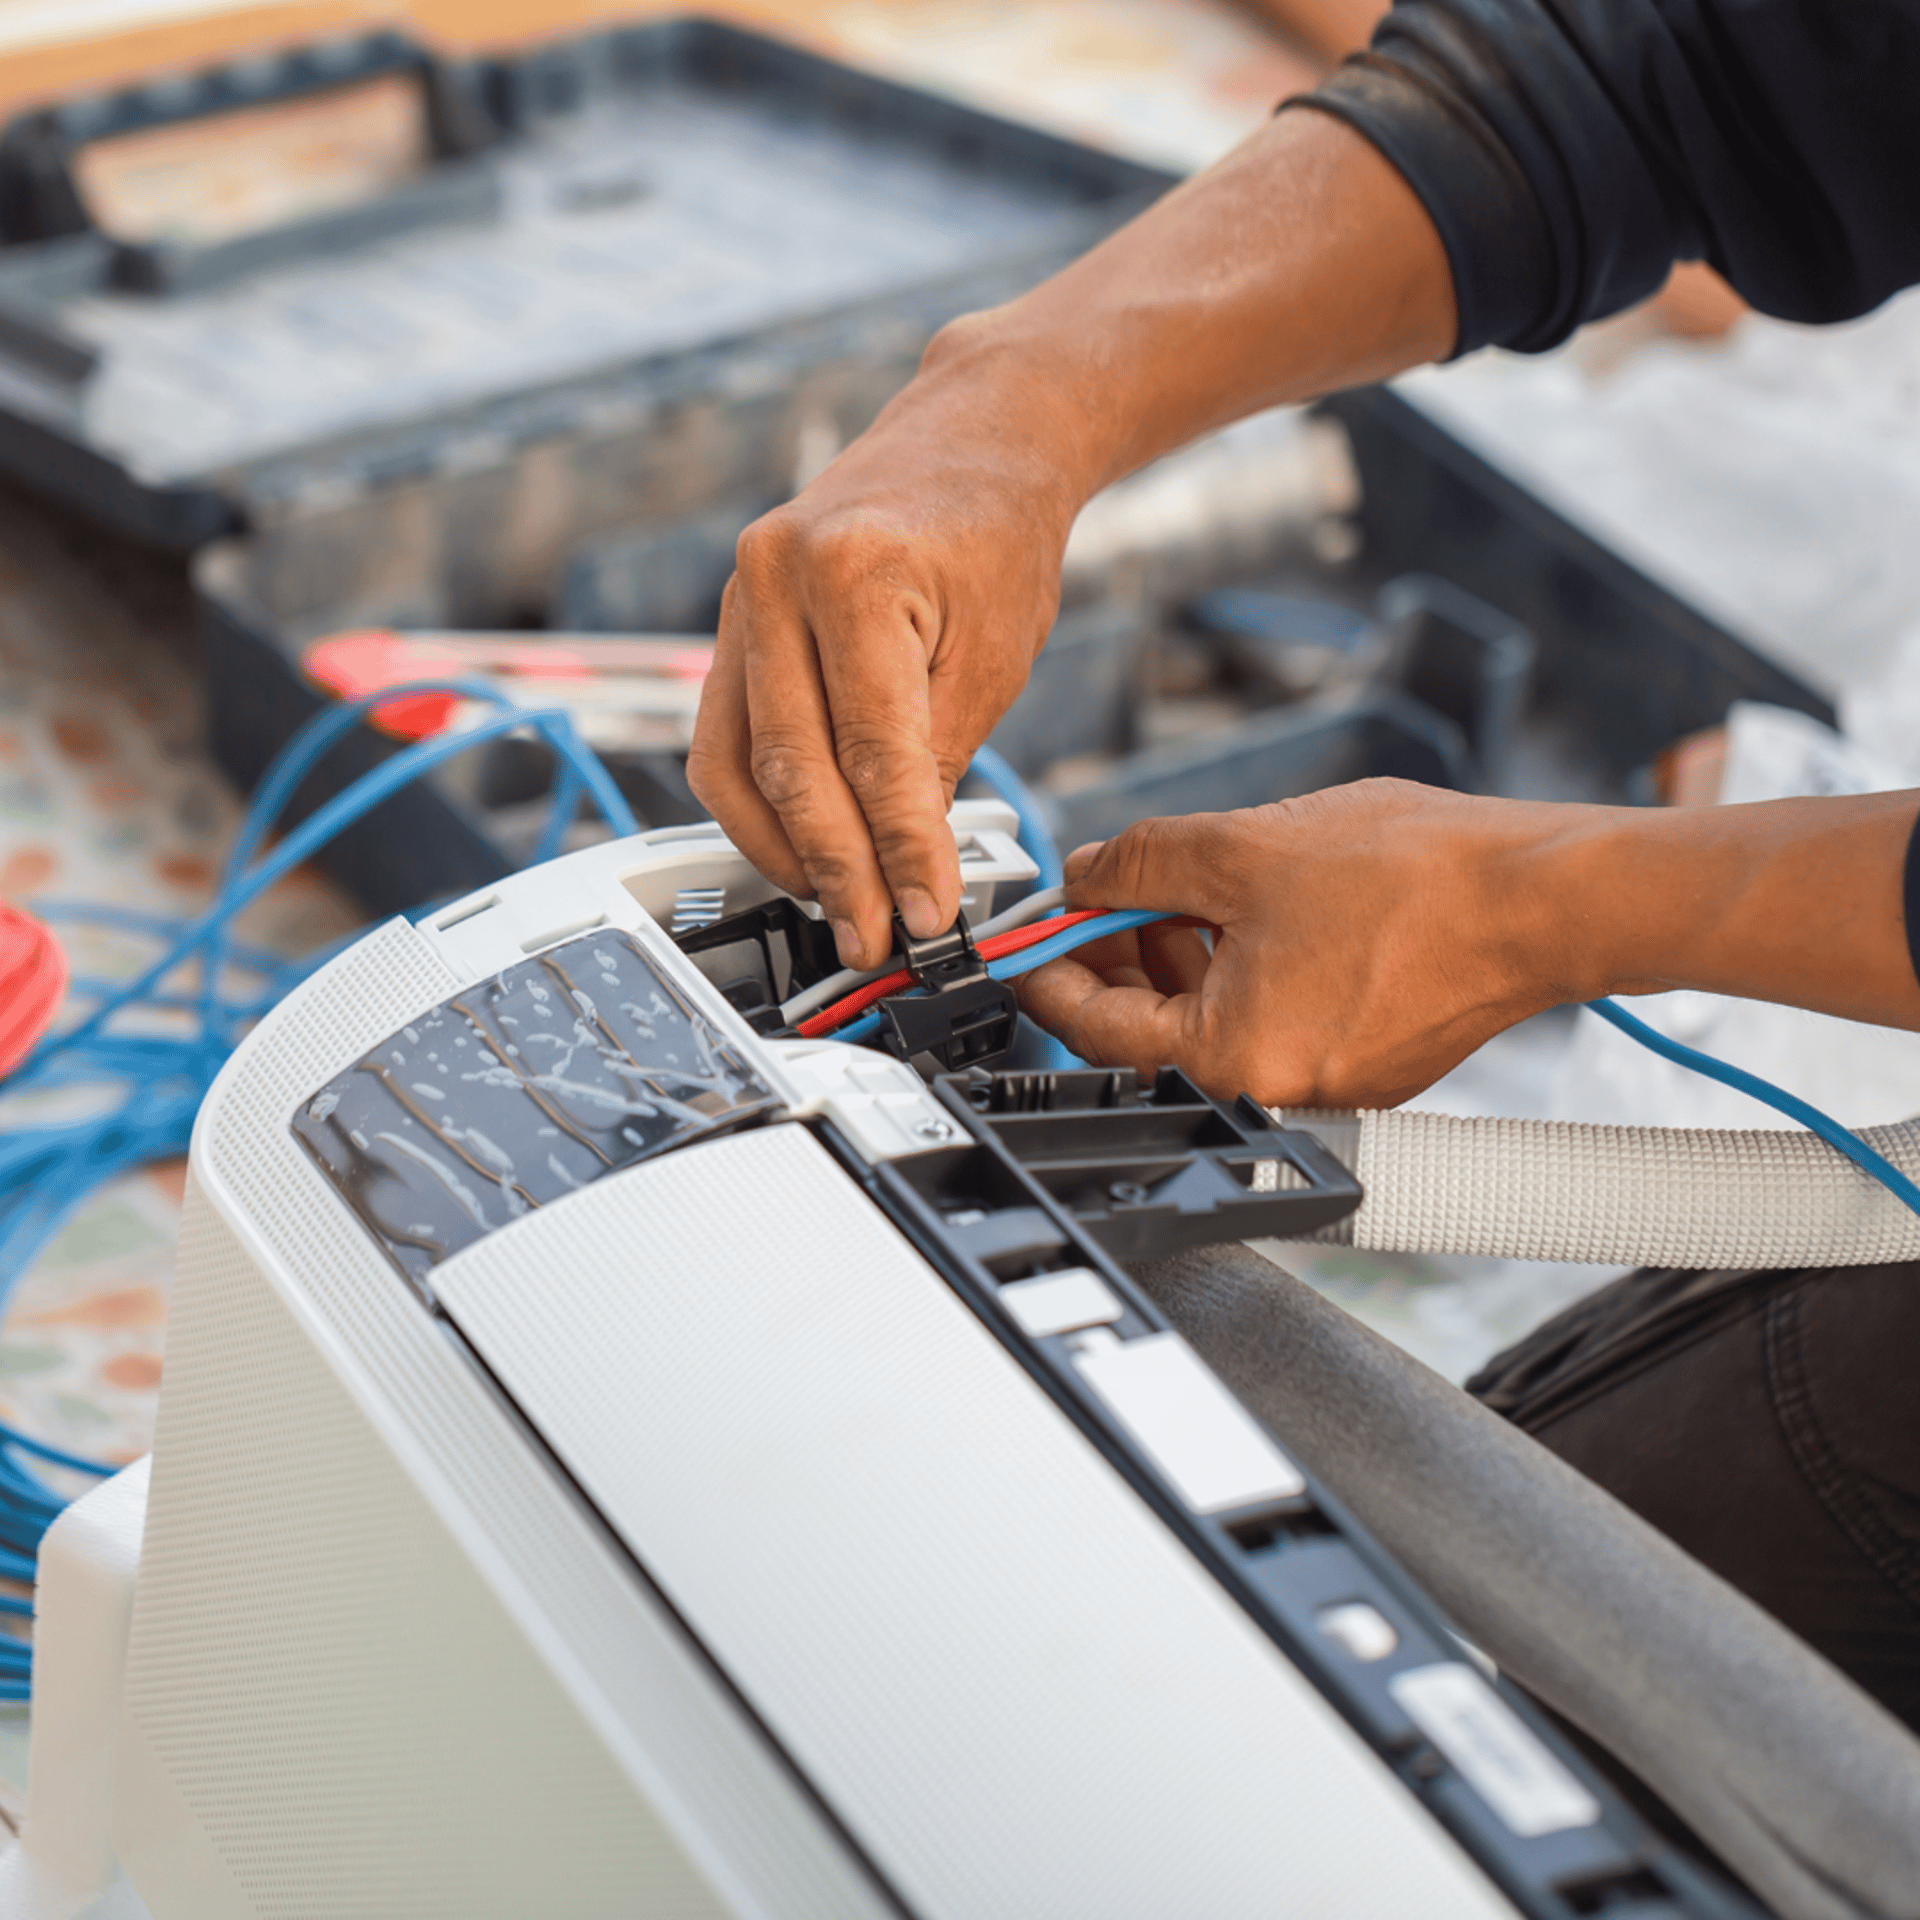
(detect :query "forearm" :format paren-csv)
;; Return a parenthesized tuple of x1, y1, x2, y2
(898, 110, 1456, 508)
(1536, 793, 1920, 1028)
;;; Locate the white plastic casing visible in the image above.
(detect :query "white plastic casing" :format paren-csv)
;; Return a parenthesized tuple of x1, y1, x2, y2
(17, 815, 1515, 1919)
(0, 1462, 154, 1920)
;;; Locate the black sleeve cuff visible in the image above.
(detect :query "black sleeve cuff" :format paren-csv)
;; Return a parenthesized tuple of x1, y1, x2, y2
(1903, 807, 1920, 992)
(1282, 0, 1920, 358)
(1281, 1, 1688, 357)
(1281, 65, 1547, 360)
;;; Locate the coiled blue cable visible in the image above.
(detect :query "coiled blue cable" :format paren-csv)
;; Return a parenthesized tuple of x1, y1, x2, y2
(0, 684, 636, 1687)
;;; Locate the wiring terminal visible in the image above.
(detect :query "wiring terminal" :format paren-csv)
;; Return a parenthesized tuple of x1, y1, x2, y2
(882, 912, 1020, 1073)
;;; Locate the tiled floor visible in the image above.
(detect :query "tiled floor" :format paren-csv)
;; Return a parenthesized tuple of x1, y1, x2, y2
(0, 480, 362, 1789)
(0, 484, 359, 1464)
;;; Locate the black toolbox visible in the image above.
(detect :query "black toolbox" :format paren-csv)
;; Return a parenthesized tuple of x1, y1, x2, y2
(0, 17, 1169, 551)
(5, 13, 1173, 911)
(0, 16, 1834, 915)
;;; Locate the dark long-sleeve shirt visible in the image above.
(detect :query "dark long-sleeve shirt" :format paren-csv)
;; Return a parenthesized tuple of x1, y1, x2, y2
(1294, 0, 1920, 356)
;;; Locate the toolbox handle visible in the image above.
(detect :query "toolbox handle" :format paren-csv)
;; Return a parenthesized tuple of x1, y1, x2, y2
(107, 160, 501, 300)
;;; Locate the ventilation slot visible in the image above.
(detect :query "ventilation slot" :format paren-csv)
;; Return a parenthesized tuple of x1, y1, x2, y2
(1557, 1868, 1672, 1915)
(671, 887, 727, 935)
(435, 893, 500, 932)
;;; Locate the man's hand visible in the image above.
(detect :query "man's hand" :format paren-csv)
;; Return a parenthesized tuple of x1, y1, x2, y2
(684, 112, 1459, 970)
(686, 328, 1083, 970)
(1016, 781, 1920, 1108)
(1017, 783, 1581, 1108)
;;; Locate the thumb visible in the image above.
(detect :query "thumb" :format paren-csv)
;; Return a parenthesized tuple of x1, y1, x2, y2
(1064, 814, 1244, 925)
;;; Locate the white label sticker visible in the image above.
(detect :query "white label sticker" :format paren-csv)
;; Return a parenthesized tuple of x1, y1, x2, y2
(1002, 1268, 1124, 1339)
(1389, 1664, 1601, 1838)
(1074, 1331, 1306, 1513)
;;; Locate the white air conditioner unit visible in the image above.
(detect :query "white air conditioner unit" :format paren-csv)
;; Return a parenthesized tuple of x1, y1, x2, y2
(2, 803, 1748, 1920)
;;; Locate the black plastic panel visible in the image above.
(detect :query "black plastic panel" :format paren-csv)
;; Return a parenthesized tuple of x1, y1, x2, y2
(939, 1064, 1362, 1258)
(833, 1113, 1756, 1920)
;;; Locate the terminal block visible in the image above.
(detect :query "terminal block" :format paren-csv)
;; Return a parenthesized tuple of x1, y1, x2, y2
(882, 913, 1019, 1073)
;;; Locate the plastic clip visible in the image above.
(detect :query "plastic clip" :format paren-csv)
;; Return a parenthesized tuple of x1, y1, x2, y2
(883, 911, 1018, 1072)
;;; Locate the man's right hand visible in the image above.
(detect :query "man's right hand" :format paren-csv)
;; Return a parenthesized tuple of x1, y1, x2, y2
(686, 318, 1085, 971)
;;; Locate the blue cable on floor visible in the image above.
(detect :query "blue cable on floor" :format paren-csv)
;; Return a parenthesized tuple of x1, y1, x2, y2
(0, 682, 635, 1690)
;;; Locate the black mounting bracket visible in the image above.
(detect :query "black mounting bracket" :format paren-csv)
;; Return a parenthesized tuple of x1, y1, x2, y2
(935, 1063, 1362, 1259)
(674, 896, 841, 1035)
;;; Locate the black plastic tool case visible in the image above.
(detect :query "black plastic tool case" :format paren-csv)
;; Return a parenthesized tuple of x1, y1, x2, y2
(1, 17, 1834, 917)
(1322, 388, 1835, 768)
(0, 18, 1169, 552)
(2, 15, 1170, 911)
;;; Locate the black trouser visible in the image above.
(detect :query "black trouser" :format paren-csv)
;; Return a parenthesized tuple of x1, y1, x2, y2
(1467, 1262, 1920, 1736)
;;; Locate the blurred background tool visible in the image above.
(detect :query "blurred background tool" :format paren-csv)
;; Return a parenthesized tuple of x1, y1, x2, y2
(302, 626, 714, 749)
(0, 903, 63, 1078)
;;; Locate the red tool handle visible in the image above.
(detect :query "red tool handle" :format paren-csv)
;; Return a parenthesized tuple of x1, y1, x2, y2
(0, 901, 66, 1078)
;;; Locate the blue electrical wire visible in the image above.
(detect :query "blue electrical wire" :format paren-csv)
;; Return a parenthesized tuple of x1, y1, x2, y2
(0, 683, 636, 1685)
(968, 743, 1074, 1066)
(1587, 997, 1920, 1218)
(990, 909, 1170, 979)
(831, 908, 1174, 1047)
(968, 744, 1065, 892)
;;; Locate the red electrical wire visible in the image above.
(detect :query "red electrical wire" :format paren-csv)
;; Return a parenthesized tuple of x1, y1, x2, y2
(794, 971, 909, 1039)
(795, 910, 1114, 1039)
(982, 911, 1118, 963)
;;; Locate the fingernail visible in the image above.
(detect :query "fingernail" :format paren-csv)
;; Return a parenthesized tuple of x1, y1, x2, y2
(831, 918, 865, 968)
(898, 888, 943, 940)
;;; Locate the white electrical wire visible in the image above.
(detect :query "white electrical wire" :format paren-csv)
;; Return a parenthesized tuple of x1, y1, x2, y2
(978, 885, 1069, 938)
(781, 954, 898, 1026)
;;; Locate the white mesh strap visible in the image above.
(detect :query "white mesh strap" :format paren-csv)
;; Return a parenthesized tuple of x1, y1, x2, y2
(1293, 1111, 1920, 1269)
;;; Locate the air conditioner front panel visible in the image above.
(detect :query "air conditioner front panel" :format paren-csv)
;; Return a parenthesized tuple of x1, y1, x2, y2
(434, 1120, 1512, 1920)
